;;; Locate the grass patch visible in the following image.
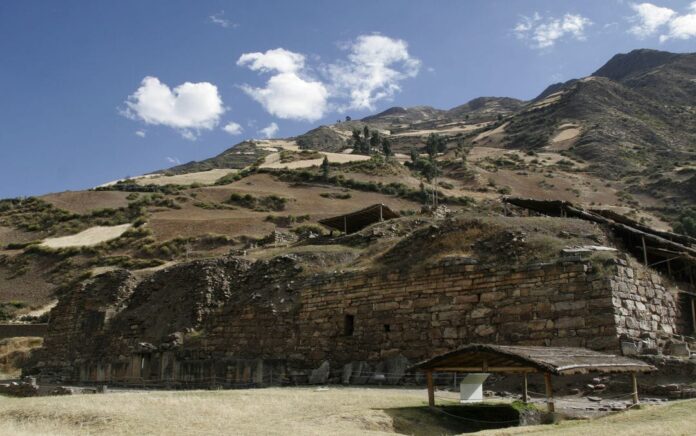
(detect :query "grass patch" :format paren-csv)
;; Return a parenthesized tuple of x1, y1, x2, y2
(265, 214, 310, 227)
(0, 388, 691, 436)
(227, 193, 288, 212)
(279, 150, 323, 163)
(269, 168, 474, 206)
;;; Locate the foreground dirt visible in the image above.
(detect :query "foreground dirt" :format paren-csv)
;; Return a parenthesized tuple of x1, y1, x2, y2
(0, 387, 692, 436)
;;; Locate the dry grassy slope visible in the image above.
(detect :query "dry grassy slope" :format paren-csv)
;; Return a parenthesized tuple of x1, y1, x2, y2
(501, 50, 696, 204)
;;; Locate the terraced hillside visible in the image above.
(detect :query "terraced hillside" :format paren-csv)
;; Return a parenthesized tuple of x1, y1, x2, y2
(0, 49, 694, 322)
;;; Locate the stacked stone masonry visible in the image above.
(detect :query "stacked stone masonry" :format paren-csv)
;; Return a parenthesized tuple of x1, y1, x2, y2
(31, 256, 683, 385)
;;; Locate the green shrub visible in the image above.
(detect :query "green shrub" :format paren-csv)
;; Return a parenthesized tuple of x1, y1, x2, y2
(227, 193, 287, 211)
(320, 192, 352, 200)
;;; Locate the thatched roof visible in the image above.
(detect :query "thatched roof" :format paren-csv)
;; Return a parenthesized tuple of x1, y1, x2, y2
(319, 204, 399, 234)
(410, 344, 656, 375)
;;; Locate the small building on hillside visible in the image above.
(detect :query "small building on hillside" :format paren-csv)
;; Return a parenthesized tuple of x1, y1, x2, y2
(319, 204, 399, 234)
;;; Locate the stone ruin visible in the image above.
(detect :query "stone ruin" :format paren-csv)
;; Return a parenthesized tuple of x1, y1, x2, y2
(26, 246, 695, 387)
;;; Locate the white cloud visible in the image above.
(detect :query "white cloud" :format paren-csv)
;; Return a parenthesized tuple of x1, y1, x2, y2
(209, 11, 236, 28)
(238, 48, 305, 73)
(180, 130, 197, 141)
(514, 13, 592, 49)
(223, 121, 243, 135)
(123, 76, 225, 140)
(627, 2, 696, 41)
(238, 49, 329, 121)
(629, 3, 676, 37)
(240, 73, 328, 121)
(166, 156, 181, 165)
(237, 35, 421, 119)
(661, 4, 696, 41)
(327, 34, 421, 111)
(258, 122, 279, 138)
(135, 130, 146, 138)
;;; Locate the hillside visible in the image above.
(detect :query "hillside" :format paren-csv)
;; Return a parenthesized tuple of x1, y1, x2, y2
(0, 48, 694, 320)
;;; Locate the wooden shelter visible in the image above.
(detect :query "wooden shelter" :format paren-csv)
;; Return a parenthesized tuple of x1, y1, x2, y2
(318, 204, 399, 234)
(410, 344, 656, 412)
(504, 197, 696, 334)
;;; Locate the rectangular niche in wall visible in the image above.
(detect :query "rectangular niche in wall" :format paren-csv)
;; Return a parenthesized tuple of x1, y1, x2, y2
(344, 314, 354, 336)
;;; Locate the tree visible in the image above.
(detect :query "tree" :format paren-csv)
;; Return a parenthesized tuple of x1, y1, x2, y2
(321, 156, 330, 180)
(674, 208, 696, 237)
(420, 159, 441, 182)
(425, 133, 446, 158)
(352, 127, 372, 155)
(454, 138, 470, 161)
(352, 129, 363, 153)
(382, 137, 392, 157)
(345, 115, 351, 121)
(370, 130, 380, 150)
(410, 148, 418, 163)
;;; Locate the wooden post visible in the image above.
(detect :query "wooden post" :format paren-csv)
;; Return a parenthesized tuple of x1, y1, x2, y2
(522, 373, 529, 403)
(691, 297, 696, 334)
(631, 373, 639, 405)
(379, 204, 383, 221)
(544, 373, 555, 413)
(641, 236, 648, 266)
(343, 216, 347, 234)
(426, 371, 435, 407)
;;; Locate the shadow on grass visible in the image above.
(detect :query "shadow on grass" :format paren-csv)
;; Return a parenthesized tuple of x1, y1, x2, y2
(382, 403, 526, 435)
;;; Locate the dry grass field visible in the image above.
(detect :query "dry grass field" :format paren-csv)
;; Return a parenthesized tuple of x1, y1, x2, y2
(0, 388, 693, 436)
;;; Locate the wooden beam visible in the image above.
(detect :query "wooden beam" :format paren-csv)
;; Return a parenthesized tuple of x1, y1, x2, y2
(426, 370, 435, 407)
(544, 373, 555, 413)
(432, 366, 537, 373)
(642, 236, 648, 266)
(691, 297, 696, 335)
(522, 372, 529, 403)
(631, 373, 639, 406)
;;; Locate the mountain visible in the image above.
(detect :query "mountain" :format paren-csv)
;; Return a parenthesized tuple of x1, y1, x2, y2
(361, 105, 445, 124)
(447, 96, 525, 120)
(1, 49, 694, 323)
(162, 141, 271, 175)
(498, 49, 696, 202)
(592, 48, 679, 82)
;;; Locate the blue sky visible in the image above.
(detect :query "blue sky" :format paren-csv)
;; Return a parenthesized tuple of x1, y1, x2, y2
(1, 0, 695, 198)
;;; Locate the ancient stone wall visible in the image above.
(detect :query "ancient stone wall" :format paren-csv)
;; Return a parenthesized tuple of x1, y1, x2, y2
(610, 258, 681, 342)
(31, 255, 684, 385)
(204, 258, 620, 367)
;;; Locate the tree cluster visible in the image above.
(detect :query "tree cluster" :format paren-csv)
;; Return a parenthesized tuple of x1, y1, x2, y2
(352, 126, 392, 157)
(425, 133, 446, 158)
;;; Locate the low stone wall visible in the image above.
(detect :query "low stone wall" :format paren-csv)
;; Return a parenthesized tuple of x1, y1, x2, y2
(0, 324, 47, 339)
